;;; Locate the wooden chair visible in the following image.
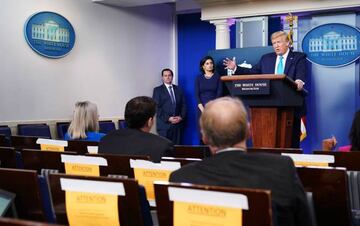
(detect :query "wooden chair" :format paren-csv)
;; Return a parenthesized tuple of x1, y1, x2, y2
(0, 218, 64, 226)
(161, 156, 202, 166)
(0, 147, 17, 168)
(313, 151, 360, 171)
(65, 140, 99, 155)
(154, 181, 272, 226)
(22, 149, 77, 174)
(10, 136, 40, 150)
(0, 168, 46, 221)
(173, 145, 211, 159)
(297, 167, 352, 226)
(0, 134, 7, 146)
(248, 147, 303, 154)
(86, 153, 150, 178)
(48, 173, 148, 226)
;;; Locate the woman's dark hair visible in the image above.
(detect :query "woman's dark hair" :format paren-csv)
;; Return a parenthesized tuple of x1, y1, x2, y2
(350, 110, 360, 151)
(199, 56, 215, 74)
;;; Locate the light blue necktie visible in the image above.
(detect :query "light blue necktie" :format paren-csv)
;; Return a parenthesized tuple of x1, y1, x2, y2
(276, 55, 284, 74)
(169, 86, 176, 104)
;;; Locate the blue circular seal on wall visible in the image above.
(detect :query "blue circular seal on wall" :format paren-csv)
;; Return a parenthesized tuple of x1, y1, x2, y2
(302, 23, 360, 67)
(24, 11, 75, 58)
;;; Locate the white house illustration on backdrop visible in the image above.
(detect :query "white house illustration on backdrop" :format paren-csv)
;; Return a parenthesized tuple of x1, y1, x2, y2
(31, 20, 69, 43)
(309, 31, 357, 52)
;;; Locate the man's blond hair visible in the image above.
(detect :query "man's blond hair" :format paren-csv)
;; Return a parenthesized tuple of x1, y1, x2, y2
(200, 97, 248, 149)
(271, 31, 289, 42)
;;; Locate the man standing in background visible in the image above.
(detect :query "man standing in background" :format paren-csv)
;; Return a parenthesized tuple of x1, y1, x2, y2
(153, 68, 186, 145)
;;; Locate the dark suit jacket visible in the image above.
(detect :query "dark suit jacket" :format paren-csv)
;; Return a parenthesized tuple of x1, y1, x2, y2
(98, 128, 174, 162)
(152, 84, 186, 131)
(170, 150, 311, 226)
(236, 51, 307, 82)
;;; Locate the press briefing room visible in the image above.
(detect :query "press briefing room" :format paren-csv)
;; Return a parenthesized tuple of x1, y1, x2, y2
(0, 0, 360, 226)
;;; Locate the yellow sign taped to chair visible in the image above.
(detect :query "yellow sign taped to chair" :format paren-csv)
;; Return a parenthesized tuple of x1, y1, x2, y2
(61, 155, 108, 176)
(282, 153, 334, 167)
(130, 160, 181, 201)
(37, 138, 68, 152)
(169, 187, 248, 226)
(61, 178, 124, 226)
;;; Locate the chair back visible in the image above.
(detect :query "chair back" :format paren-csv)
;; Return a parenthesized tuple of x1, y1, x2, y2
(161, 156, 202, 166)
(55, 122, 70, 139)
(0, 147, 17, 168)
(118, 119, 128, 129)
(65, 140, 99, 154)
(154, 181, 272, 226)
(248, 147, 303, 154)
(297, 167, 352, 226)
(0, 218, 64, 226)
(48, 173, 146, 226)
(22, 149, 77, 174)
(99, 120, 116, 134)
(0, 125, 12, 136)
(10, 135, 40, 150)
(86, 153, 150, 178)
(0, 168, 46, 221)
(17, 124, 51, 139)
(313, 151, 360, 171)
(173, 145, 211, 159)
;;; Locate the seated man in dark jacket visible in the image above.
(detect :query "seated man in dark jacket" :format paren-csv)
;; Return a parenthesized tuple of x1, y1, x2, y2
(99, 96, 173, 162)
(170, 97, 312, 226)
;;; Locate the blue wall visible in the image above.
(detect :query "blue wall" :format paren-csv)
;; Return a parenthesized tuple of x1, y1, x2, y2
(177, 13, 236, 144)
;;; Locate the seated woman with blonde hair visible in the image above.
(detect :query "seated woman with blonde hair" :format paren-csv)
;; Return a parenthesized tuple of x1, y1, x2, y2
(64, 101, 105, 142)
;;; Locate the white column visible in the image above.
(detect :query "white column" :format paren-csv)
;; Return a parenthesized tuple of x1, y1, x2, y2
(210, 19, 235, 50)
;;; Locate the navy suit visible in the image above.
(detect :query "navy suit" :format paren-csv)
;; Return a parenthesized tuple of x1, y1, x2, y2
(153, 84, 186, 145)
(170, 150, 312, 226)
(236, 51, 307, 147)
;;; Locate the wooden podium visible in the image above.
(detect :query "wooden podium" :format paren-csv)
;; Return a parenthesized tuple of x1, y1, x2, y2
(221, 74, 305, 148)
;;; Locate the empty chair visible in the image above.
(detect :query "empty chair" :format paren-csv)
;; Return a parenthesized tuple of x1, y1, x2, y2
(118, 119, 128, 129)
(248, 147, 303, 154)
(22, 149, 77, 174)
(99, 120, 116, 134)
(17, 124, 51, 139)
(86, 153, 150, 177)
(65, 140, 99, 155)
(154, 181, 272, 226)
(0, 134, 7, 147)
(0, 125, 12, 138)
(56, 122, 70, 139)
(10, 135, 40, 150)
(314, 151, 360, 171)
(173, 145, 211, 159)
(0, 168, 47, 221)
(48, 173, 151, 226)
(297, 167, 352, 226)
(0, 147, 17, 168)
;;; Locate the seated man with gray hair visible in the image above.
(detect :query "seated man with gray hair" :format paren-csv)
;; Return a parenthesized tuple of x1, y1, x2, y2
(170, 96, 312, 226)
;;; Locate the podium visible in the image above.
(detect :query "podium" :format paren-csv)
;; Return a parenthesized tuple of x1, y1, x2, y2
(221, 74, 305, 148)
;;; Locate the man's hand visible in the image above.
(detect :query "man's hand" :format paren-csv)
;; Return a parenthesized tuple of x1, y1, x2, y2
(294, 79, 305, 91)
(223, 57, 236, 71)
(169, 116, 182, 124)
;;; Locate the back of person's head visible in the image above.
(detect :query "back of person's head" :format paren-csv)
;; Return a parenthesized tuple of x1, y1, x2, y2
(350, 110, 360, 151)
(67, 101, 99, 139)
(271, 30, 289, 42)
(125, 96, 156, 129)
(199, 55, 215, 74)
(200, 97, 248, 150)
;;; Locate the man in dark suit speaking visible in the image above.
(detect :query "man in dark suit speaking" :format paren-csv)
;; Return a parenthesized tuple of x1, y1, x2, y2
(153, 68, 186, 145)
(223, 31, 307, 148)
(170, 97, 311, 226)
